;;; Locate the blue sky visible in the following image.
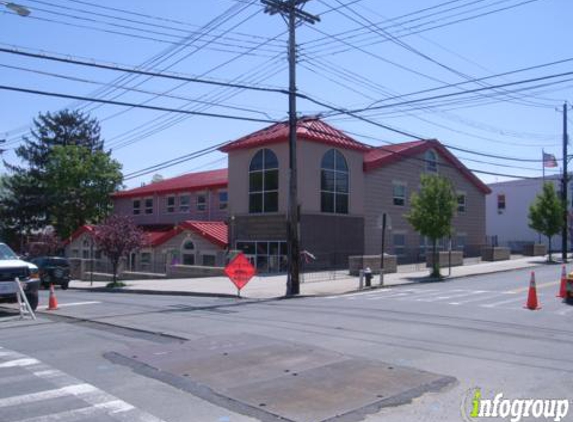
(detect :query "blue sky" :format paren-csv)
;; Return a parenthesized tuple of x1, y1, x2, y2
(0, 0, 571, 188)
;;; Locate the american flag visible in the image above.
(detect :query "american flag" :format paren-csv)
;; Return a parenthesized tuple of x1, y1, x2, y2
(543, 152, 558, 168)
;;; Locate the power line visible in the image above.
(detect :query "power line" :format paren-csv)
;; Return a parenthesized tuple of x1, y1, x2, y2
(0, 84, 278, 124)
(0, 47, 287, 94)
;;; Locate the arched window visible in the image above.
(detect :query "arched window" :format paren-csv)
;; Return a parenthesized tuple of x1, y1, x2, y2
(425, 150, 438, 173)
(182, 239, 195, 266)
(249, 149, 279, 213)
(321, 149, 349, 214)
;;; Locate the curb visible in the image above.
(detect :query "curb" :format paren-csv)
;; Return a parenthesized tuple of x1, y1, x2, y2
(69, 286, 244, 299)
(69, 259, 551, 300)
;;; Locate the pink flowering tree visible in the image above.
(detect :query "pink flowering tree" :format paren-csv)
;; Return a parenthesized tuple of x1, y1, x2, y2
(93, 215, 145, 287)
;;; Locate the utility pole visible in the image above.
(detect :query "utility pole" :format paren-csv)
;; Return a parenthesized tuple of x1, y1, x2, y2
(562, 101, 569, 262)
(262, 0, 319, 296)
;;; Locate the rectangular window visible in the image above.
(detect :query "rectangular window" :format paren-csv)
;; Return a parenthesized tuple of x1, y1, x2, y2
(144, 198, 153, 214)
(393, 182, 406, 206)
(179, 195, 190, 212)
(456, 234, 466, 252)
(457, 193, 466, 213)
(393, 233, 406, 257)
(133, 199, 141, 215)
(202, 255, 216, 267)
(197, 193, 206, 212)
(218, 191, 228, 210)
(497, 194, 506, 212)
(140, 252, 151, 265)
(166, 196, 175, 213)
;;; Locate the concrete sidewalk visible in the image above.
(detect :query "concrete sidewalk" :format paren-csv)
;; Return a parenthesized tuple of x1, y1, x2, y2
(69, 255, 557, 299)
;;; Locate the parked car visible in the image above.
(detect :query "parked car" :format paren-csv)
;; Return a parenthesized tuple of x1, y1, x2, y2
(0, 243, 40, 311)
(30, 257, 71, 290)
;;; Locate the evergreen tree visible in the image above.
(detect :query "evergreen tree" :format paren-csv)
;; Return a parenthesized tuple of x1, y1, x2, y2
(1, 110, 120, 240)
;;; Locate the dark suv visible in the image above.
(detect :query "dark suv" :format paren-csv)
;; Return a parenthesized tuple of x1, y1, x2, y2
(31, 257, 71, 290)
(0, 243, 40, 310)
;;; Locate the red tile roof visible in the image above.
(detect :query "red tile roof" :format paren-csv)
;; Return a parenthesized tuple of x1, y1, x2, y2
(364, 139, 491, 194)
(219, 117, 371, 153)
(65, 225, 95, 245)
(113, 169, 228, 199)
(179, 220, 228, 248)
(141, 225, 181, 247)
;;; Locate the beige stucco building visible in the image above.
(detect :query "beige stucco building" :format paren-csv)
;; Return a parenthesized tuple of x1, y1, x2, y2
(220, 117, 490, 270)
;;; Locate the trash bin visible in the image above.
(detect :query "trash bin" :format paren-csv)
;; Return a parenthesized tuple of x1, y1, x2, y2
(364, 267, 372, 287)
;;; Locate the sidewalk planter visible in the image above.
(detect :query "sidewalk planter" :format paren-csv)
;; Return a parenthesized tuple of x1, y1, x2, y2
(522, 243, 547, 257)
(481, 246, 510, 261)
(348, 254, 398, 276)
(167, 265, 225, 279)
(425, 251, 464, 268)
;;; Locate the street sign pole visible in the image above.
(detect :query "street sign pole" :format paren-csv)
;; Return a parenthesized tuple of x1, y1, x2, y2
(380, 213, 386, 286)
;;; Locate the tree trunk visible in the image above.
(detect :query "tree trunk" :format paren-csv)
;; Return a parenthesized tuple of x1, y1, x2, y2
(547, 236, 552, 262)
(432, 238, 440, 278)
(112, 259, 118, 287)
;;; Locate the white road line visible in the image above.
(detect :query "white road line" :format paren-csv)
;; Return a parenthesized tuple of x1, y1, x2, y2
(325, 289, 397, 299)
(47, 301, 101, 309)
(0, 383, 97, 407)
(0, 358, 39, 368)
(0, 346, 168, 422)
(449, 291, 511, 305)
(413, 290, 473, 302)
(480, 296, 525, 308)
(15, 401, 130, 422)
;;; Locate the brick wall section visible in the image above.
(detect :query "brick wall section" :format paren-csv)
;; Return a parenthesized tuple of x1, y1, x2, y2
(364, 149, 487, 262)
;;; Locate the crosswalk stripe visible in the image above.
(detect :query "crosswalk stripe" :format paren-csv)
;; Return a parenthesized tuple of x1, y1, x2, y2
(0, 383, 97, 407)
(449, 292, 511, 305)
(15, 401, 129, 422)
(0, 358, 39, 368)
(480, 296, 525, 308)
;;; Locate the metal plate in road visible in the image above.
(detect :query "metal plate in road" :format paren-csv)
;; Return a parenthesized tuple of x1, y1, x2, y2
(119, 334, 455, 422)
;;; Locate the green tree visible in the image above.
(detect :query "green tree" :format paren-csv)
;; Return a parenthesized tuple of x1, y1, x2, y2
(1, 110, 119, 241)
(406, 174, 457, 278)
(528, 182, 564, 261)
(44, 145, 123, 239)
(2, 110, 105, 235)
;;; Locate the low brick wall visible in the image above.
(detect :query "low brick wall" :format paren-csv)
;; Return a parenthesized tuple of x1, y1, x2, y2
(348, 255, 398, 276)
(426, 251, 464, 268)
(522, 244, 547, 257)
(167, 265, 225, 279)
(121, 272, 167, 280)
(481, 247, 511, 261)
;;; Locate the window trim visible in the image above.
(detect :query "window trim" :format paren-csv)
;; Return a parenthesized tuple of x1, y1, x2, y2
(196, 192, 207, 212)
(320, 149, 349, 214)
(392, 231, 407, 257)
(179, 194, 190, 213)
(497, 194, 506, 213)
(218, 190, 228, 210)
(248, 149, 279, 214)
(132, 199, 141, 215)
(425, 149, 438, 173)
(457, 191, 467, 214)
(166, 195, 176, 213)
(144, 197, 154, 214)
(392, 181, 407, 207)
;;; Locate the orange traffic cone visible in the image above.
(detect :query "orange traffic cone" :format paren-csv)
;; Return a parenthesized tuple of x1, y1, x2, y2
(557, 265, 567, 298)
(524, 271, 541, 310)
(47, 283, 58, 311)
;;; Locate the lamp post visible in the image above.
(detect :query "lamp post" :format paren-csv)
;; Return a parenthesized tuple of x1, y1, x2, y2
(2, 2, 30, 16)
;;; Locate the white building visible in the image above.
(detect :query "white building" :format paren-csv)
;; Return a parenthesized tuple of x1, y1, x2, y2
(486, 176, 570, 252)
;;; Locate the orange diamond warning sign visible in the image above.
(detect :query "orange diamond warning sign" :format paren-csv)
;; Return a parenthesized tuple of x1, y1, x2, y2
(224, 253, 256, 291)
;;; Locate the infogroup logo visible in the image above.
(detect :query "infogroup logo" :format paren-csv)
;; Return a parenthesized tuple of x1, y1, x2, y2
(461, 388, 570, 422)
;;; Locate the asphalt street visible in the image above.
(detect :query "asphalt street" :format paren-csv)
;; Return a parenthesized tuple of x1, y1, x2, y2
(0, 264, 571, 422)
